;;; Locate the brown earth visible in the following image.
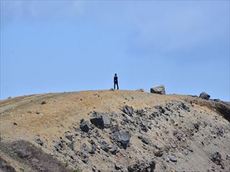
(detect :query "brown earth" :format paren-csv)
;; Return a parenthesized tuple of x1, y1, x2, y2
(0, 90, 230, 172)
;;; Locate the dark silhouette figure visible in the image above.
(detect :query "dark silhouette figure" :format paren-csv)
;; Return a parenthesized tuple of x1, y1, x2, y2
(114, 73, 119, 90)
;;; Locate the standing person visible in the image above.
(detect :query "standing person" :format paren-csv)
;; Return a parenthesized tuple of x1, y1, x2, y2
(114, 73, 119, 90)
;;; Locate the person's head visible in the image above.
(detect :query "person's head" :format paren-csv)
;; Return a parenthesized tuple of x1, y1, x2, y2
(115, 73, 117, 77)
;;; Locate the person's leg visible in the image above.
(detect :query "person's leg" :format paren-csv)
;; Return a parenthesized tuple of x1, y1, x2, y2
(114, 83, 115, 90)
(117, 83, 119, 90)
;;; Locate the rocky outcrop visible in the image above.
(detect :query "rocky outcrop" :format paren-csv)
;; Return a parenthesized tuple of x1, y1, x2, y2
(0, 140, 71, 172)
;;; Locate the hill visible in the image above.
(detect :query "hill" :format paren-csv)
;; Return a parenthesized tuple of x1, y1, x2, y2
(0, 90, 230, 172)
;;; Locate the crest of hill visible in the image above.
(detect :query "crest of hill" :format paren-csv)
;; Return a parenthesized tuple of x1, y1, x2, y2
(0, 90, 230, 172)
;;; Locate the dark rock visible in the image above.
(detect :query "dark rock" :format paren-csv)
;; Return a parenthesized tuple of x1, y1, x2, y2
(89, 143, 97, 154)
(216, 127, 224, 137)
(100, 140, 110, 152)
(210, 152, 222, 166)
(128, 160, 155, 172)
(173, 130, 185, 141)
(15, 147, 32, 158)
(13, 122, 17, 126)
(178, 102, 190, 112)
(54, 141, 64, 152)
(41, 101, 46, 105)
(199, 92, 210, 100)
(67, 141, 74, 151)
(35, 137, 44, 146)
(136, 109, 145, 116)
(90, 113, 111, 129)
(138, 136, 150, 145)
(112, 130, 131, 149)
(155, 106, 165, 114)
(0, 157, 16, 172)
(65, 134, 74, 142)
(140, 121, 149, 132)
(110, 145, 119, 155)
(115, 163, 123, 170)
(80, 143, 89, 153)
(213, 99, 221, 102)
(168, 155, 177, 162)
(80, 119, 90, 132)
(10, 140, 71, 172)
(150, 85, 166, 95)
(154, 150, 163, 157)
(226, 154, 230, 160)
(79, 143, 89, 163)
(122, 105, 134, 116)
(193, 123, 200, 131)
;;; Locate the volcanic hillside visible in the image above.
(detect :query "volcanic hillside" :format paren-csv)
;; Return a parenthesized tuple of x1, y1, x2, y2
(0, 90, 230, 172)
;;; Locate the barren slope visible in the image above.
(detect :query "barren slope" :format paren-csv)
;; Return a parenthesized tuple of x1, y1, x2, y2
(0, 90, 230, 172)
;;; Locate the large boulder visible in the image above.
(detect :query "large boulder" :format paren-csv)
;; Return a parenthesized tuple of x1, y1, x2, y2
(199, 92, 210, 100)
(80, 119, 91, 132)
(90, 113, 111, 129)
(112, 130, 131, 149)
(150, 85, 166, 95)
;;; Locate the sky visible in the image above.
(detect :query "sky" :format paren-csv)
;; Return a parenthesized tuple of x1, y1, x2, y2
(0, 0, 230, 101)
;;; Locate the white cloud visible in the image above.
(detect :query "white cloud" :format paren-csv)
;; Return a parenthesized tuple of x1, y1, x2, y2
(1, 0, 85, 22)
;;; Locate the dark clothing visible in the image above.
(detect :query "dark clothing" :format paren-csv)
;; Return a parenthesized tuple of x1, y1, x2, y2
(114, 76, 119, 90)
(114, 76, 118, 84)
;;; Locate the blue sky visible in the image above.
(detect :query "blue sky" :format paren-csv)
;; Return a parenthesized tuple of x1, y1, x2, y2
(0, 0, 230, 100)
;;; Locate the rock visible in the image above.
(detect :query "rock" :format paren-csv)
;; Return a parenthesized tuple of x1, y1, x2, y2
(122, 105, 134, 116)
(13, 122, 17, 126)
(89, 143, 97, 154)
(138, 136, 150, 145)
(80, 119, 90, 132)
(178, 102, 190, 112)
(90, 113, 111, 129)
(216, 127, 224, 137)
(193, 123, 200, 131)
(65, 134, 74, 142)
(112, 130, 131, 149)
(127, 160, 155, 172)
(136, 109, 145, 116)
(168, 155, 177, 162)
(67, 141, 74, 151)
(199, 92, 210, 100)
(54, 141, 64, 152)
(15, 147, 32, 159)
(115, 163, 123, 170)
(0, 157, 16, 172)
(34, 137, 44, 146)
(154, 150, 164, 157)
(150, 85, 166, 95)
(140, 121, 149, 132)
(173, 130, 185, 141)
(226, 154, 230, 160)
(101, 115, 111, 128)
(155, 106, 165, 114)
(79, 143, 89, 163)
(110, 145, 119, 155)
(100, 140, 110, 152)
(41, 101, 46, 105)
(210, 152, 222, 166)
